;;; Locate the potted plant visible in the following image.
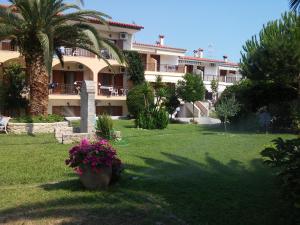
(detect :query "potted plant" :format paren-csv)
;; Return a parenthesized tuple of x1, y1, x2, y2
(65, 138, 123, 190)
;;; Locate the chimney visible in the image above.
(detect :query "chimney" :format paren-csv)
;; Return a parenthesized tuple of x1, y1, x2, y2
(198, 48, 204, 58)
(159, 35, 165, 46)
(193, 50, 199, 57)
(223, 55, 228, 62)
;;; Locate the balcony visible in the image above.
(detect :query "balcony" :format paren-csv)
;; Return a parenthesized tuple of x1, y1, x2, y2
(0, 41, 17, 51)
(203, 74, 242, 84)
(98, 85, 128, 97)
(49, 83, 81, 95)
(62, 48, 95, 58)
(144, 63, 185, 73)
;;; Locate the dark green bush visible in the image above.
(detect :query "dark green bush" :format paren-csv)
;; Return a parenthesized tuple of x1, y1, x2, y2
(261, 137, 300, 209)
(96, 114, 113, 140)
(11, 114, 64, 123)
(135, 107, 169, 130)
(126, 83, 154, 118)
(123, 50, 145, 85)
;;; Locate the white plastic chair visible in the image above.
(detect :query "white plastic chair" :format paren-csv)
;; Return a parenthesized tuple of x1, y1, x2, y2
(0, 116, 10, 134)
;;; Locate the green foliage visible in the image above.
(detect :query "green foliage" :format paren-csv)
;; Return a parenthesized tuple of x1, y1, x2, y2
(96, 114, 113, 140)
(210, 79, 219, 101)
(177, 73, 205, 103)
(241, 12, 299, 85)
(164, 86, 180, 116)
(126, 83, 154, 118)
(0, 0, 124, 74)
(135, 107, 169, 130)
(218, 78, 299, 130)
(11, 114, 64, 123)
(0, 63, 28, 116)
(261, 137, 300, 209)
(177, 73, 205, 120)
(124, 50, 145, 85)
(215, 96, 240, 131)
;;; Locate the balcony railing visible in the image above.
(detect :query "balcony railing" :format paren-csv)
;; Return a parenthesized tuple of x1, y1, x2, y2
(144, 63, 185, 73)
(49, 83, 81, 95)
(203, 74, 242, 83)
(0, 41, 17, 51)
(98, 85, 128, 97)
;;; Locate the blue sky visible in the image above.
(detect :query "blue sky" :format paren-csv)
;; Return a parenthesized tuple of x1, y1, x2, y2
(0, 0, 290, 62)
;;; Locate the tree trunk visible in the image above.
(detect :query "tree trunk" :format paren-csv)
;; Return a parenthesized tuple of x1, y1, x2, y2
(298, 73, 300, 102)
(26, 55, 49, 116)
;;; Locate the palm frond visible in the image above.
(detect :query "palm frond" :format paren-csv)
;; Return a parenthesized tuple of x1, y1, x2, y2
(290, 0, 300, 11)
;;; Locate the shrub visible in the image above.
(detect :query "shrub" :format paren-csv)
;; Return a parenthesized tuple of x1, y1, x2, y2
(215, 96, 240, 132)
(135, 107, 169, 130)
(11, 114, 64, 123)
(261, 138, 300, 208)
(96, 114, 113, 140)
(65, 139, 123, 183)
(0, 63, 28, 116)
(126, 83, 154, 118)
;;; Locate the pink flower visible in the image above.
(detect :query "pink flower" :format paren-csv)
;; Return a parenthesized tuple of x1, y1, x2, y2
(80, 138, 90, 146)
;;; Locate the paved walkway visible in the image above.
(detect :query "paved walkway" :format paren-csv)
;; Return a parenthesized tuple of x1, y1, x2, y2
(175, 117, 221, 125)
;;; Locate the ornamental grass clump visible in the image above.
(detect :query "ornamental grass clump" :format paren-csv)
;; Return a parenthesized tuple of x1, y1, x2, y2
(65, 138, 123, 184)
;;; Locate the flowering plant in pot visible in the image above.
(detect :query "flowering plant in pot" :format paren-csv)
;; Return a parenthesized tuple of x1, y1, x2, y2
(65, 138, 123, 190)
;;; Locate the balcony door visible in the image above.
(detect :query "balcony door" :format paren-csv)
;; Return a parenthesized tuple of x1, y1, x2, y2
(52, 70, 83, 94)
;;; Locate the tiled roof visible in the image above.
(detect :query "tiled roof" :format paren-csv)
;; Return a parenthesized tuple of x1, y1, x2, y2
(133, 42, 187, 52)
(0, 4, 144, 30)
(180, 56, 239, 67)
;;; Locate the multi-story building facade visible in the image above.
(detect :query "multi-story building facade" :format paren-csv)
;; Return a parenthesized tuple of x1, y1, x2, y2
(0, 7, 241, 118)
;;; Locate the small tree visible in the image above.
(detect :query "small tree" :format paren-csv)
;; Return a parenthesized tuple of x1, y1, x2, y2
(215, 96, 240, 132)
(210, 79, 219, 103)
(165, 86, 180, 118)
(126, 83, 154, 118)
(153, 75, 168, 109)
(177, 73, 205, 121)
(0, 63, 28, 116)
(124, 50, 145, 85)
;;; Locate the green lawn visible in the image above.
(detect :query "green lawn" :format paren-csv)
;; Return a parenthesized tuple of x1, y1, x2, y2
(0, 120, 297, 225)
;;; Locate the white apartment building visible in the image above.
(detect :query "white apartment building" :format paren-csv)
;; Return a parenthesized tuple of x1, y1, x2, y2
(0, 5, 241, 118)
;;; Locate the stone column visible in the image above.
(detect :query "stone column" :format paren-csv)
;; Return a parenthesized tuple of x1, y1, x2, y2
(80, 80, 96, 133)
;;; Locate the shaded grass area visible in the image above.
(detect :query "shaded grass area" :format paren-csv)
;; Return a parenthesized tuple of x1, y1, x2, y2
(0, 120, 298, 225)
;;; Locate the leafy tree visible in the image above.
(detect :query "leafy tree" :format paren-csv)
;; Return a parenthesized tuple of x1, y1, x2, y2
(164, 86, 180, 117)
(0, 63, 28, 116)
(126, 83, 154, 118)
(177, 73, 205, 121)
(210, 79, 219, 102)
(241, 12, 300, 101)
(153, 75, 167, 109)
(124, 50, 145, 85)
(215, 96, 240, 132)
(0, 0, 123, 116)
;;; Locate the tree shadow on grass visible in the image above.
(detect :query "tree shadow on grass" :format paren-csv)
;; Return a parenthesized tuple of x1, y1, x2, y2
(0, 153, 298, 225)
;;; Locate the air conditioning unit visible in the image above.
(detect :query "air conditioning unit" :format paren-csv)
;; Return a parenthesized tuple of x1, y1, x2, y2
(120, 67, 126, 73)
(119, 32, 128, 40)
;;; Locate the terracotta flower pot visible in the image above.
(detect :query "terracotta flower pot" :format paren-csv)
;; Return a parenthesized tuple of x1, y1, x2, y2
(79, 167, 112, 190)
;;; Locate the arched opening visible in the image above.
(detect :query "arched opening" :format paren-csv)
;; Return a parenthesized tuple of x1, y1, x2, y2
(97, 65, 127, 96)
(51, 61, 93, 95)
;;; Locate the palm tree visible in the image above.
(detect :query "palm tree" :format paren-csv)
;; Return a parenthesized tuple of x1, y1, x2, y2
(0, 0, 123, 116)
(290, 0, 300, 11)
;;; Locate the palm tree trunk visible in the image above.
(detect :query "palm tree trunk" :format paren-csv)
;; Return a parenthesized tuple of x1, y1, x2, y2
(26, 55, 49, 116)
